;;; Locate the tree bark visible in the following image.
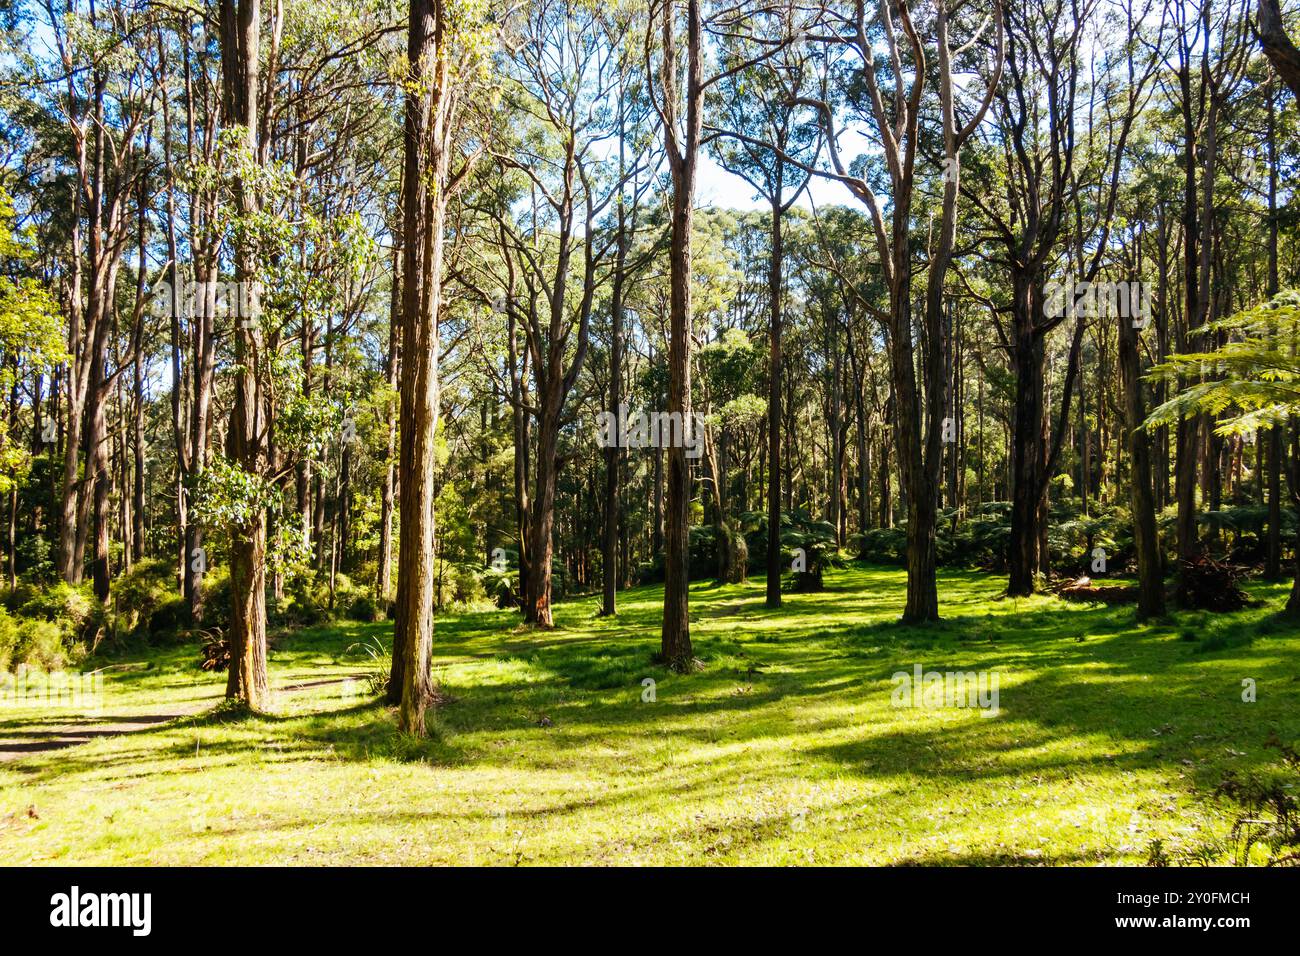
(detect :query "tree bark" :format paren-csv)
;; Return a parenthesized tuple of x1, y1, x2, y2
(601, 117, 627, 617)
(220, 0, 269, 710)
(1258, 0, 1300, 101)
(389, 0, 459, 735)
(765, 195, 783, 608)
(1118, 310, 1166, 619)
(657, 0, 700, 669)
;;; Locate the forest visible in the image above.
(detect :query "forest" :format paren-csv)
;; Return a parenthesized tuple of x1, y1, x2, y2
(0, 0, 1299, 870)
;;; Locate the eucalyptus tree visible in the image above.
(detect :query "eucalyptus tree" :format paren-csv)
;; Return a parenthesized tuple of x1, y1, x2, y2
(706, 14, 819, 607)
(387, 0, 494, 734)
(22, 3, 158, 596)
(600, 3, 660, 618)
(468, 0, 646, 628)
(962, 0, 1158, 596)
(646, 0, 799, 667)
(1158, 0, 1253, 596)
(793, 0, 1002, 621)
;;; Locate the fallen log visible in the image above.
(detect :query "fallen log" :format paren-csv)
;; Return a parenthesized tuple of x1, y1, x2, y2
(1056, 576, 1138, 604)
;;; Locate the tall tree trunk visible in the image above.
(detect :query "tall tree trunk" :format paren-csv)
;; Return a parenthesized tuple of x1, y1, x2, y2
(1266, 78, 1283, 579)
(601, 108, 627, 617)
(220, 0, 269, 710)
(1007, 274, 1046, 597)
(378, 240, 401, 607)
(658, 0, 700, 669)
(1174, 41, 1202, 590)
(765, 195, 783, 609)
(389, 0, 456, 735)
(1118, 308, 1166, 619)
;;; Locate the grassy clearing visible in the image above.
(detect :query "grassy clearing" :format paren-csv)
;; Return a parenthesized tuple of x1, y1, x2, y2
(0, 564, 1296, 865)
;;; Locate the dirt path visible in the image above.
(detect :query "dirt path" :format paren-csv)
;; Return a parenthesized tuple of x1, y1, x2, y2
(0, 707, 209, 763)
(0, 673, 366, 764)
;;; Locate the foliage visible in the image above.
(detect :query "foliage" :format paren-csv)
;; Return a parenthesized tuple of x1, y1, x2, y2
(1147, 292, 1300, 436)
(190, 456, 284, 531)
(344, 634, 392, 697)
(0, 604, 77, 672)
(1216, 735, 1300, 866)
(0, 185, 64, 496)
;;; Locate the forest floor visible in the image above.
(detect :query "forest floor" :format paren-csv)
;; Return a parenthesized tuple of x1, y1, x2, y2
(1, 564, 1296, 865)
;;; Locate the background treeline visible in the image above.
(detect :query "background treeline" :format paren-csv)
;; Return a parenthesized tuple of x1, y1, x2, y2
(0, 0, 1298, 727)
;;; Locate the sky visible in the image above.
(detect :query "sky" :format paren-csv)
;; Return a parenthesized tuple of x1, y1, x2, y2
(696, 153, 868, 210)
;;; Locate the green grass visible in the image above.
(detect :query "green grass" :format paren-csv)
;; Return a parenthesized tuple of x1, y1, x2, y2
(1, 564, 1297, 865)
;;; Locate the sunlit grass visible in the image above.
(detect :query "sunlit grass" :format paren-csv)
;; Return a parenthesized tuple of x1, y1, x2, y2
(0, 564, 1296, 865)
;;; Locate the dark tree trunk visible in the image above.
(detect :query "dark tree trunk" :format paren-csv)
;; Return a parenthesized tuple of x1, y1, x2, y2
(601, 91, 629, 618)
(1174, 43, 1202, 594)
(1259, 0, 1300, 101)
(1118, 307, 1166, 620)
(658, 0, 699, 670)
(1007, 275, 1046, 597)
(1266, 80, 1282, 579)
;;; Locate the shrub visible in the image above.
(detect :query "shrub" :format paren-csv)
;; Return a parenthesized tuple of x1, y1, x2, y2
(1216, 736, 1300, 866)
(0, 606, 16, 672)
(269, 571, 323, 627)
(15, 580, 98, 640)
(110, 559, 180, 637)
(853, 526, 908, 565)
(347, 592, 379, 622)
(196, 567, 233, 630)
(0, 607, 76, 672)
(481, 565, 518, 608)
(344, 635, 391, 696)
(17, 619, 72, 670)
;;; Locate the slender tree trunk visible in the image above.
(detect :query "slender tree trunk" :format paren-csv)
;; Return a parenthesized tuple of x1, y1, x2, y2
(378, 241, 401, 607)
(1118, 309, 1166, 619)
(1266, 79, 1282, 578)
(658, 0, 700, 669)
(765, 196, 783, 608)
(601, 123, 626, 616)
(1174, 48, 1202, 591)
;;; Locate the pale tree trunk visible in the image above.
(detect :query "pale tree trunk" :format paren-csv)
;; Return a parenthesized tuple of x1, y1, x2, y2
(377, 240, 401, 607)
(805, 0, 1001, 621)
(765, 193, 783, 609)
